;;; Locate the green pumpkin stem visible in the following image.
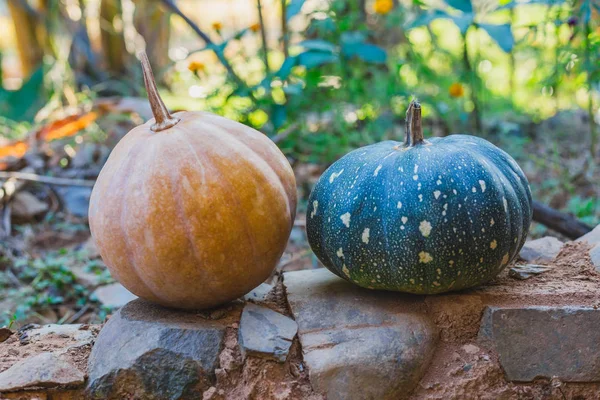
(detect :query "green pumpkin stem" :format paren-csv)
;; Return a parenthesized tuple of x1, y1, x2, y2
(405, 99, 424, 147)
(139, 51, 180, 132)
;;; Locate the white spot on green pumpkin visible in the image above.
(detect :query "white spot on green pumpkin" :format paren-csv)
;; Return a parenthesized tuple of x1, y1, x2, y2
(419, 252, 433, 263)
(337, 248, 344, 258)
(397, 201, 402, 209)
(342, 265, 350, 277)
(472, 187, 477, 193)
(310, 201, 318, 218)
(453, 189, 457, 195)
(503, 197, 508, 211)
(479, 180, 486, 192)
(410, 279, 415, 284)
(434, 190, 441, 199)
(401, 216, 408, 224)
(419, 220, 432, 237)
(400, 226, 405, 230)
(413, 175, 418, 180)
(449, 260, 454, 265)
(490, 218, 495, 226)
(374, 165, 382, 176)
(414, 165, 419, 173)
(362, 228, 370, 244)
(340, 212, 351, 228)
(490, 240, 497, 249)
(418, 194, 423, 202)
(437, 180, 442, 185)
(329, 169, 344, 183)
(433, 281, 440, 287)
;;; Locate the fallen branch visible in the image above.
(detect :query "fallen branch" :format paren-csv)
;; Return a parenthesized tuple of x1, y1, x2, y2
(532, 200, 592, 240)
(0, 171, 95, 187)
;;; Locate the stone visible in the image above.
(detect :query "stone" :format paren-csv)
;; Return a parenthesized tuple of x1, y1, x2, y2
(0, 327, 13, 343)
(56, 187, 92, 218)
(462, 344, 480, 355)
(577, 224, 600, 246)
(243, 283, 273, 303)
(284, 268, 438, 400)
(19, 324, 95, 349)
(238, 303, 297, 362)
(0, 352, 84, 392)
(508, 264, 553, 280)
(11, 192, 48, 220)
(478, 306, 600, 382)
(87, 299, 238, 399)
(92, 283, 137, 308)
(519, 236, 563, 263)
(590, 244, 600, 272)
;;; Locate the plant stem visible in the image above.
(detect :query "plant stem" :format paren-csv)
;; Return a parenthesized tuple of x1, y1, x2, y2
(160, 0, 247, 89)
(281, 0, 289, 58)
(139, 52, 180, 132)
(462, 28, 482, 133)
(405, 100, 425, 147)
(256, 0, 270, 73)
(584, 20, 597, 159)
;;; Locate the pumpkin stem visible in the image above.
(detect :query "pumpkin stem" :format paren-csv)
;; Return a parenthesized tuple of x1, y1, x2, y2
(405, 99, 425, 147)
(139, 51, 180, 132)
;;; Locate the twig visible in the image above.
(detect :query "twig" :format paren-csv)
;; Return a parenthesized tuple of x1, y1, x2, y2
(533, 200, 592, 239)
(256, 0, 270, 73)
(281, 0, 289, 58)
(65, 304, 91, 324)
(0, 172, 95, 187)
(271, 122, 300, 143)
(160, 0, 247, 89)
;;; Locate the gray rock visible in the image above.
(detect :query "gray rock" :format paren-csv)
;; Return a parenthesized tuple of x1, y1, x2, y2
(590, 244, 600, 272)
(478, 306, 600, 382)
(577, 224, 600, 246)
(92, 282, 137, 309)
(238, 303, 297, 362)
(0, 352, 84, 392)
(11, 192, 48, 220)
(20, 324, 95, 349)
(519, 236, 564, 263)
(56, 187, 92, 218)
(87, 299, 237, 399)
(243, 283, 273, 303)
(508, 264, 553, 280)
(284, 268, 438, 400)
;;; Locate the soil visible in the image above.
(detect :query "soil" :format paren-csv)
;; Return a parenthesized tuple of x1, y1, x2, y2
(0, 241, 598, 399)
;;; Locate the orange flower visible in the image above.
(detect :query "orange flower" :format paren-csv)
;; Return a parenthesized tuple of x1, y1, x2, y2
(373, 0, 393, 15)
(212, 22, 222, 31)
(188, 61, 206, 73)
(249, 23, 261, 32)
(449, 83, 465, 98)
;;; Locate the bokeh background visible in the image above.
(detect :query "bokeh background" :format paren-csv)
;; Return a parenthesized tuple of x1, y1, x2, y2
(0, 0, 598, 326)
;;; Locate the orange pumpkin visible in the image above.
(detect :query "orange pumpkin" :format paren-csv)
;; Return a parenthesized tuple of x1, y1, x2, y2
(89, 53, 297, 310)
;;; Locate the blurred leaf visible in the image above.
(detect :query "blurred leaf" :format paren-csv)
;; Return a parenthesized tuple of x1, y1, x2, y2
(445, 0, 473, 13)
(408, 10, 450, 29)
(287, 0, 306, 20)
(451, 14, 474, 34)
(276, 56, 299, 80)
(479, 23, 514, 52)
(0, 67, 46, 122)
(299, 39, 337, 53)
(497, 0, 566, 9)
(297, 51, 338, 69)
(283, 83, 304, 95)
(272, 104, 287, 130)
(37, 112, 98, 141)
(342, 43, 387, 63)
(340, 31, 367, 45)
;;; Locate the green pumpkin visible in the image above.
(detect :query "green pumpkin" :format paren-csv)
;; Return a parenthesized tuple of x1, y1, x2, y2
(306, 101, 532, 294)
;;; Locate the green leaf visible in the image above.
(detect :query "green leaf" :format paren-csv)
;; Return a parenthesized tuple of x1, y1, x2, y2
(299, 39, 337, 53)
(297, 51, 338, 69)
(451, 14, 474, 34)
(407, 10, 450, 29)
(276, 56, 299, 80)
(445, 0, 473, 13)
(342, 43, 387, 63)
(287, 0, 306, 20)
(272, 104, 287, 130)
(0, 67, 46, 122)
(479, 23, 514, 52)
(340, 31, 367, 45)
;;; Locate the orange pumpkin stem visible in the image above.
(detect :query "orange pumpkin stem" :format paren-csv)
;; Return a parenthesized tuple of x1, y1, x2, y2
(405, 99, 424, 147)
(139, 51, 180, 132)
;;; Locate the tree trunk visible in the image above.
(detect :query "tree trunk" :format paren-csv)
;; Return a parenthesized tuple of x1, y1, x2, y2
(100, 0, 128, 74)
(133, 0, 171, 77)
(7, 0, 44, 77)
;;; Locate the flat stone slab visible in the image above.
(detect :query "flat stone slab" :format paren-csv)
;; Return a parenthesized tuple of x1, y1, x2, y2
(519, 236, 563, 263)
(0, 352, 84, 392)
(479, 306, 600, 382)
(284, 268, 438, 400)
(590, 244, 600, 272)
(243, 283, 274, 303)
(508, 264, 553, 280)
(238, 303, 297, 362)
(87, 299, 239, 399)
